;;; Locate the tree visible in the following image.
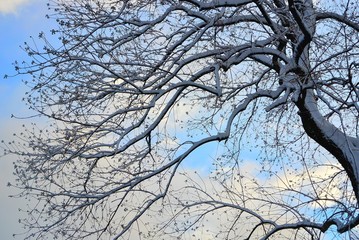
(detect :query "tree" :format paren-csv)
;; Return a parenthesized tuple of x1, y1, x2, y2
(5, 0, 359, 239)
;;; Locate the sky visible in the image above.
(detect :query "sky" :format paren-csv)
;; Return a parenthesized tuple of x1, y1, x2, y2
(0, 3, 217, 238)
(0, 0, 53, 238)
(0, 2, 262, 238)
(0, 2, 234, 238)
(0, 1, 353, 239)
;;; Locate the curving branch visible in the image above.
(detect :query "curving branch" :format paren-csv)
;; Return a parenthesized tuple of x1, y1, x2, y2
(5, 0, 359, 239)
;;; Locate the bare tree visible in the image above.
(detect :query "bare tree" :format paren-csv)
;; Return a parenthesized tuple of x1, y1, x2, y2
(6, 0, 359, 239)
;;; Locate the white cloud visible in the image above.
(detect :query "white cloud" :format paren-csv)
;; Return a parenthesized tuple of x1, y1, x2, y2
(0, 0, 32, 14)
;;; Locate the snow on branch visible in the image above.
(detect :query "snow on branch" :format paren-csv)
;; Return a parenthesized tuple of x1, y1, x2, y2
(5, 0, 359, 239)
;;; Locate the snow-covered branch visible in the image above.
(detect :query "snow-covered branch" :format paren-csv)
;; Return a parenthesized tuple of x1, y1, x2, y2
(6, 0, 359, 239)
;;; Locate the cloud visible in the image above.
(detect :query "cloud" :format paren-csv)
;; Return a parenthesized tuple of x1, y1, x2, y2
(0, 0, 32, 14)
(146, 159, 349, 239)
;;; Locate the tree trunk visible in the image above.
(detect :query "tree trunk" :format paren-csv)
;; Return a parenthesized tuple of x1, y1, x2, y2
(295, 89, 359, 201)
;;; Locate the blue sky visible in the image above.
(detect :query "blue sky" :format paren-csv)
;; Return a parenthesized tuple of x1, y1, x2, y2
(0, 2, 216, 238)
(0, 2, 224, 238)
(0, 1, 352, 239)
(0, 1, 53, 238)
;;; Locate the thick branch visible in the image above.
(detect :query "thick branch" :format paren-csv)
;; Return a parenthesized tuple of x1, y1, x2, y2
(180, 0, 253, 10)
(316, 12, 359, 31)
(295, 89, 359, 201)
